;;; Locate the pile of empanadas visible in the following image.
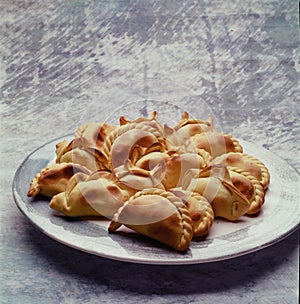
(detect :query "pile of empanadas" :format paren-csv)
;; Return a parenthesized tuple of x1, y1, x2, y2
(27, 111, 270, 252)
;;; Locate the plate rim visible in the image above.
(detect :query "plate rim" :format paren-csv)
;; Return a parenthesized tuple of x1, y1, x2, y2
(12, 136, 300, 265)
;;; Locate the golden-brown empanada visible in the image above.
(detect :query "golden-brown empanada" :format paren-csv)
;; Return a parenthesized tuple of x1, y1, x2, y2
(174, 112, 216, 137)
(228, 170, 265, 215)
(162, 152, 210, 190)
(108, 188, 193, 251)
(50, 173, 130, 217)
(189, 133, 243, 158)
(182, 165, 250, 221)
(164, 112, 216, 151)
(27, 162, 91, 197)
(213, 152, 270, 190)
(120, 111, 164, 135)
(55, 138, 108, 171)
(134, 149, 210, 190)
(134, 150, 170, 170)
(171, 188, 214, 237)
(75, 122, 117, 150)
(125, 143, 165, 171)
(113, 159, 165, 192)
(101, 122, 166, 170)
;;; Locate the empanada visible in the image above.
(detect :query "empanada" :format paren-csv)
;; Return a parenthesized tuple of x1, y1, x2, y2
(120, 111, 164, 135)
(55, 138, 108, 171)
(171, 188, 214, 237)
(228, 170, 265, 215)
(113, 159, 165, 191)
(108, 188, 193, 251)
(164, 112, 216, 151)
(27, 162, 91, 197)
(213, 152, 270, 190)
(75, 122, 117, 150)
(134, 150, 170, 171)
(129, 142, 166, 165)
(174, 112, 216, 138)
(162, 152, 210, 190)
(182, 165, 250, 221)
(50, 173, 130, 217)
(189, 133, 243, 158)
(134, 150, 210, 190)
(101, 122, 166, 170)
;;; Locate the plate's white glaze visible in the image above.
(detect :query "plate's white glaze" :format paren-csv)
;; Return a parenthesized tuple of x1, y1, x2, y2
(13, 136, 299, 265)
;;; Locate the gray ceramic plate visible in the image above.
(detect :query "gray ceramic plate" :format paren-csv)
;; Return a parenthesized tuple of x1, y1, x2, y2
(13, 136, 299, 265)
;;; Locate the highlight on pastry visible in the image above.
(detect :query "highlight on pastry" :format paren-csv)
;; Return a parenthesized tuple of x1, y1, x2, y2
(27, 111, 270, 252)
(27, 162, 91, 197)
(108, 188, 194, 252)
(49, 172, 130, 218)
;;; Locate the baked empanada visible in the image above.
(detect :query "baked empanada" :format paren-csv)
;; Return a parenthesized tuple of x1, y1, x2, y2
(189, 133, 243, 158)
(134, 149, 210, 190)
(50, 173, 130, 217)
(75, 122, 117, 150)
(171, 189, 214, 237)
(55, 138, 108, 171)
(113, 159, 165, 191)
(101, 122, 166, 170)
(182, 165, 250, 221)
(213, 152, 270, 190)
(108, 188, 193, 251)
(120, 111, 164, 135)
(27, 162, 91, 197)
(128, 142, 166, 166)
(164, 112, 216, 151)
(228, 170, 265, 215)
(134, 150, 170, 171)
(174, 112, 216, 138)
(162, 152, 210, 190)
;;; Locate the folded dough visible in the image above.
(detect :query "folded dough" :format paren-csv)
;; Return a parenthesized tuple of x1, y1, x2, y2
(75, 122, 117, 150)
(55, 138, 108, 171)
(134, 150, 170, 170)
(164, 112, 216, 151)
(113, 159, 165, 192)
(120, 111, 164, 135)
(228, 170, 265, 215)
(174, 112, 216, 138)
(27, 162, 91, 197)
(189, 133, 243, 158)
(162, 152, 210, 190)
(182, 165, 250, 221)
(213, 152, 270, 190)
(101, 122, 166, 170)
(108, 188, 193, 251)
(50, 172, 130, 217)
(171, 188, 214, 237)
